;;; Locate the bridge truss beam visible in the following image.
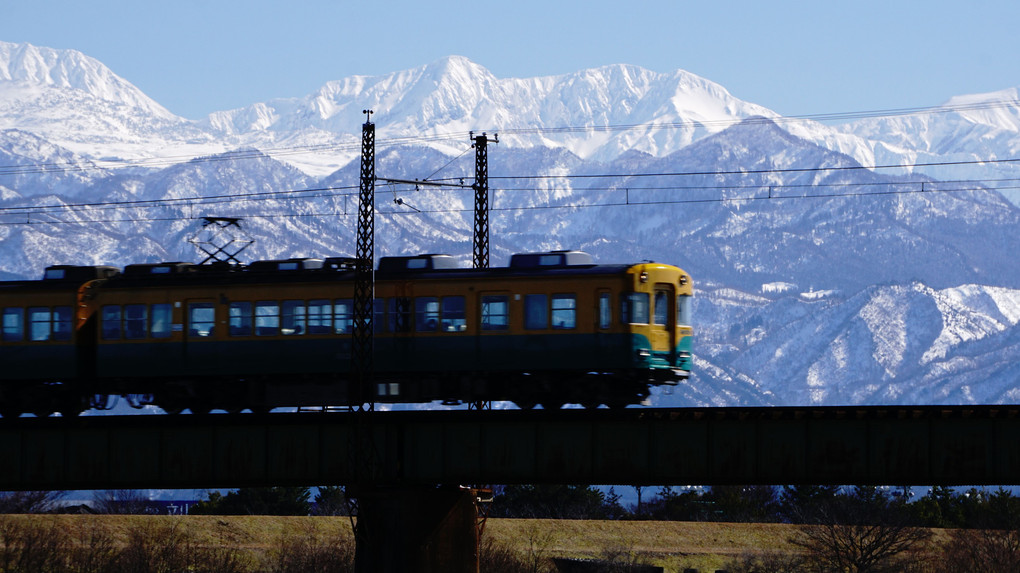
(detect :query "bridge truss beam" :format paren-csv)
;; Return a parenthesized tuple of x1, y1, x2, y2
(1, 406, 1019, 490)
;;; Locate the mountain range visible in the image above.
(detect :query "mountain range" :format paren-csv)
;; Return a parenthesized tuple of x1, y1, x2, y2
(2, 40, 1020, 408)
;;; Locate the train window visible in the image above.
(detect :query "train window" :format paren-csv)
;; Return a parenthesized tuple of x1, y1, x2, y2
(621, 293, 649, 324)
(598, 293, 612, 329)
(677, 295, 692, 326)
(654, 290, 669, 326)
(28, 307, 51, 341)
(334, 299, 353, 334)
(52, 307, 72, 341)
(481, 295, 509, 331)
(539, 255, 561, 266)
(2, 308, 24, 342)
(524, 294, 548, 330)
(551, 294, 576, 329)
(255, 302, 279, 336)
(188, 303, 215, 337)
(374, 298, 386, 333)
(229, 302, 252, 336)
(308, 300, 332, 334)
(442, 296, 466, 332)
(101, 306, 122, 340)
(389, 298, 412, 333)
(125, 304, 148, 340)
(332, 299, 385, 333)
(416, 297, 440, 332)
(282, 300, 306, 336)
(151, 304, 172, 338)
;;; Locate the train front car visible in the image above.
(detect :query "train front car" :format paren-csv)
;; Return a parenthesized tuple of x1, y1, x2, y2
(0, 265, 118, 417)
(615, 261, 693, 400)
(459, 251, 693, 409)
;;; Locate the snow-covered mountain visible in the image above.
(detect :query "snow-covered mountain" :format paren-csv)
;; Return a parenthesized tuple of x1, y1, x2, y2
(0, 42, 215, 162)
(2, 41, 1020, 407)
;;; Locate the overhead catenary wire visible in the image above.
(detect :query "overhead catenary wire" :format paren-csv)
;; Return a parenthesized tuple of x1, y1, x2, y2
(1, 176, 1015, 228)
(1, 96, 1019, 227)
(3, 154, 1020, 221)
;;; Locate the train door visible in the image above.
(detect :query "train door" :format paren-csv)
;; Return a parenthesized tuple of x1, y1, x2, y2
(477, 291, 513, 371)
(184, 299, 220, 373)
(595, 289, 614, 369)
(651, 284, 676, 360)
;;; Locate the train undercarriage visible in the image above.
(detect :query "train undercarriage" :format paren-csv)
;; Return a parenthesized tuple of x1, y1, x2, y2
(0, 369, 687, 418)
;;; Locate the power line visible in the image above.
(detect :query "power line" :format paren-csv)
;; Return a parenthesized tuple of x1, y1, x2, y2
(1, 176, 1013, 228)
(1, 170, 1012, 221)
(0, 185, 359, 216)
(479, 157, 1020, 182)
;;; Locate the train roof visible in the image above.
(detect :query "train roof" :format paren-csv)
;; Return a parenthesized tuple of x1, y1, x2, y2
(509, 250, 594, 268)
(11, 251, 683, 290)
(0, 265, 120, 294)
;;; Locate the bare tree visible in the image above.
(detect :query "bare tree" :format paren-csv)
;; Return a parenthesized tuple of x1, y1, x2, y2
(724, 550, 807, 573)
(92, 489, 150, 514)
(791, 487, 933, 573)
(942, 527, 1020, 572)
(0, 490, 65, 513)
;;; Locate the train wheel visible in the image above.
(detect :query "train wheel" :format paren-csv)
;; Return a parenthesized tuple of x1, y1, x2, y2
(0, 392, 19, 418)
(58, 399, 85, 418)
(89, 394, 117, 411)
(606, 398, 632, 409)
(540, 400, 564, 410)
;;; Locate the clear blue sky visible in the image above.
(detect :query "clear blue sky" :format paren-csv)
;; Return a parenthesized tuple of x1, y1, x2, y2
(3, 0, 1018, 120)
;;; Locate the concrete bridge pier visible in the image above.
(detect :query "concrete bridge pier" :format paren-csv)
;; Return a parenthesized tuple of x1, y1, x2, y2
(352, 485, 482, 573)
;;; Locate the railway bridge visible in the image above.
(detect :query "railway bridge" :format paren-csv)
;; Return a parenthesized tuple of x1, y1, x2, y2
(3, 405, 1019, 571)
(2, 406, 1018, 489)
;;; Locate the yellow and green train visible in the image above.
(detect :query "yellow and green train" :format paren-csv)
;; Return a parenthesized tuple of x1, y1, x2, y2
(0, 250, 692, 416)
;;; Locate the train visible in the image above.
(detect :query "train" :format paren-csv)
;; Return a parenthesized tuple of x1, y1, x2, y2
(0, 250, 692, 416)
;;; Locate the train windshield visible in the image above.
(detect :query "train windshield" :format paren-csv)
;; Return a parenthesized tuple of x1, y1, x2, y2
(677, 294, 692, 326)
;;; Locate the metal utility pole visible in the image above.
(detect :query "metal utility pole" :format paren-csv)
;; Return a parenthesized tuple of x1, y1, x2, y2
(470, 132, 496, 411)
(349, 111, 378, 573)
(352, 110, 376, 410)
(471, 132, 497, 269)
(346, 115, 495, 572)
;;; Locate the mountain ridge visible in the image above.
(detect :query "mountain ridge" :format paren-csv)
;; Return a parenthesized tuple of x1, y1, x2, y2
(2, 41, 1019, 188)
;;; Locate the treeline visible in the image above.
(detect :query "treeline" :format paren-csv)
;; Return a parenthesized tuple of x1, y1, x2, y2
(491, 485, 1020, 572)
(489, 484, 1020, 529)
(6, 484, 1020, 531)
(7, 484, 1020, 530)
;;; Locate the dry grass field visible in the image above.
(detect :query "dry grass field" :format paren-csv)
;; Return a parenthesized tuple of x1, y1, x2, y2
(0, 514, 820, 572)
(486, 518, 808, 571)
(0, 514, 961, 572)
